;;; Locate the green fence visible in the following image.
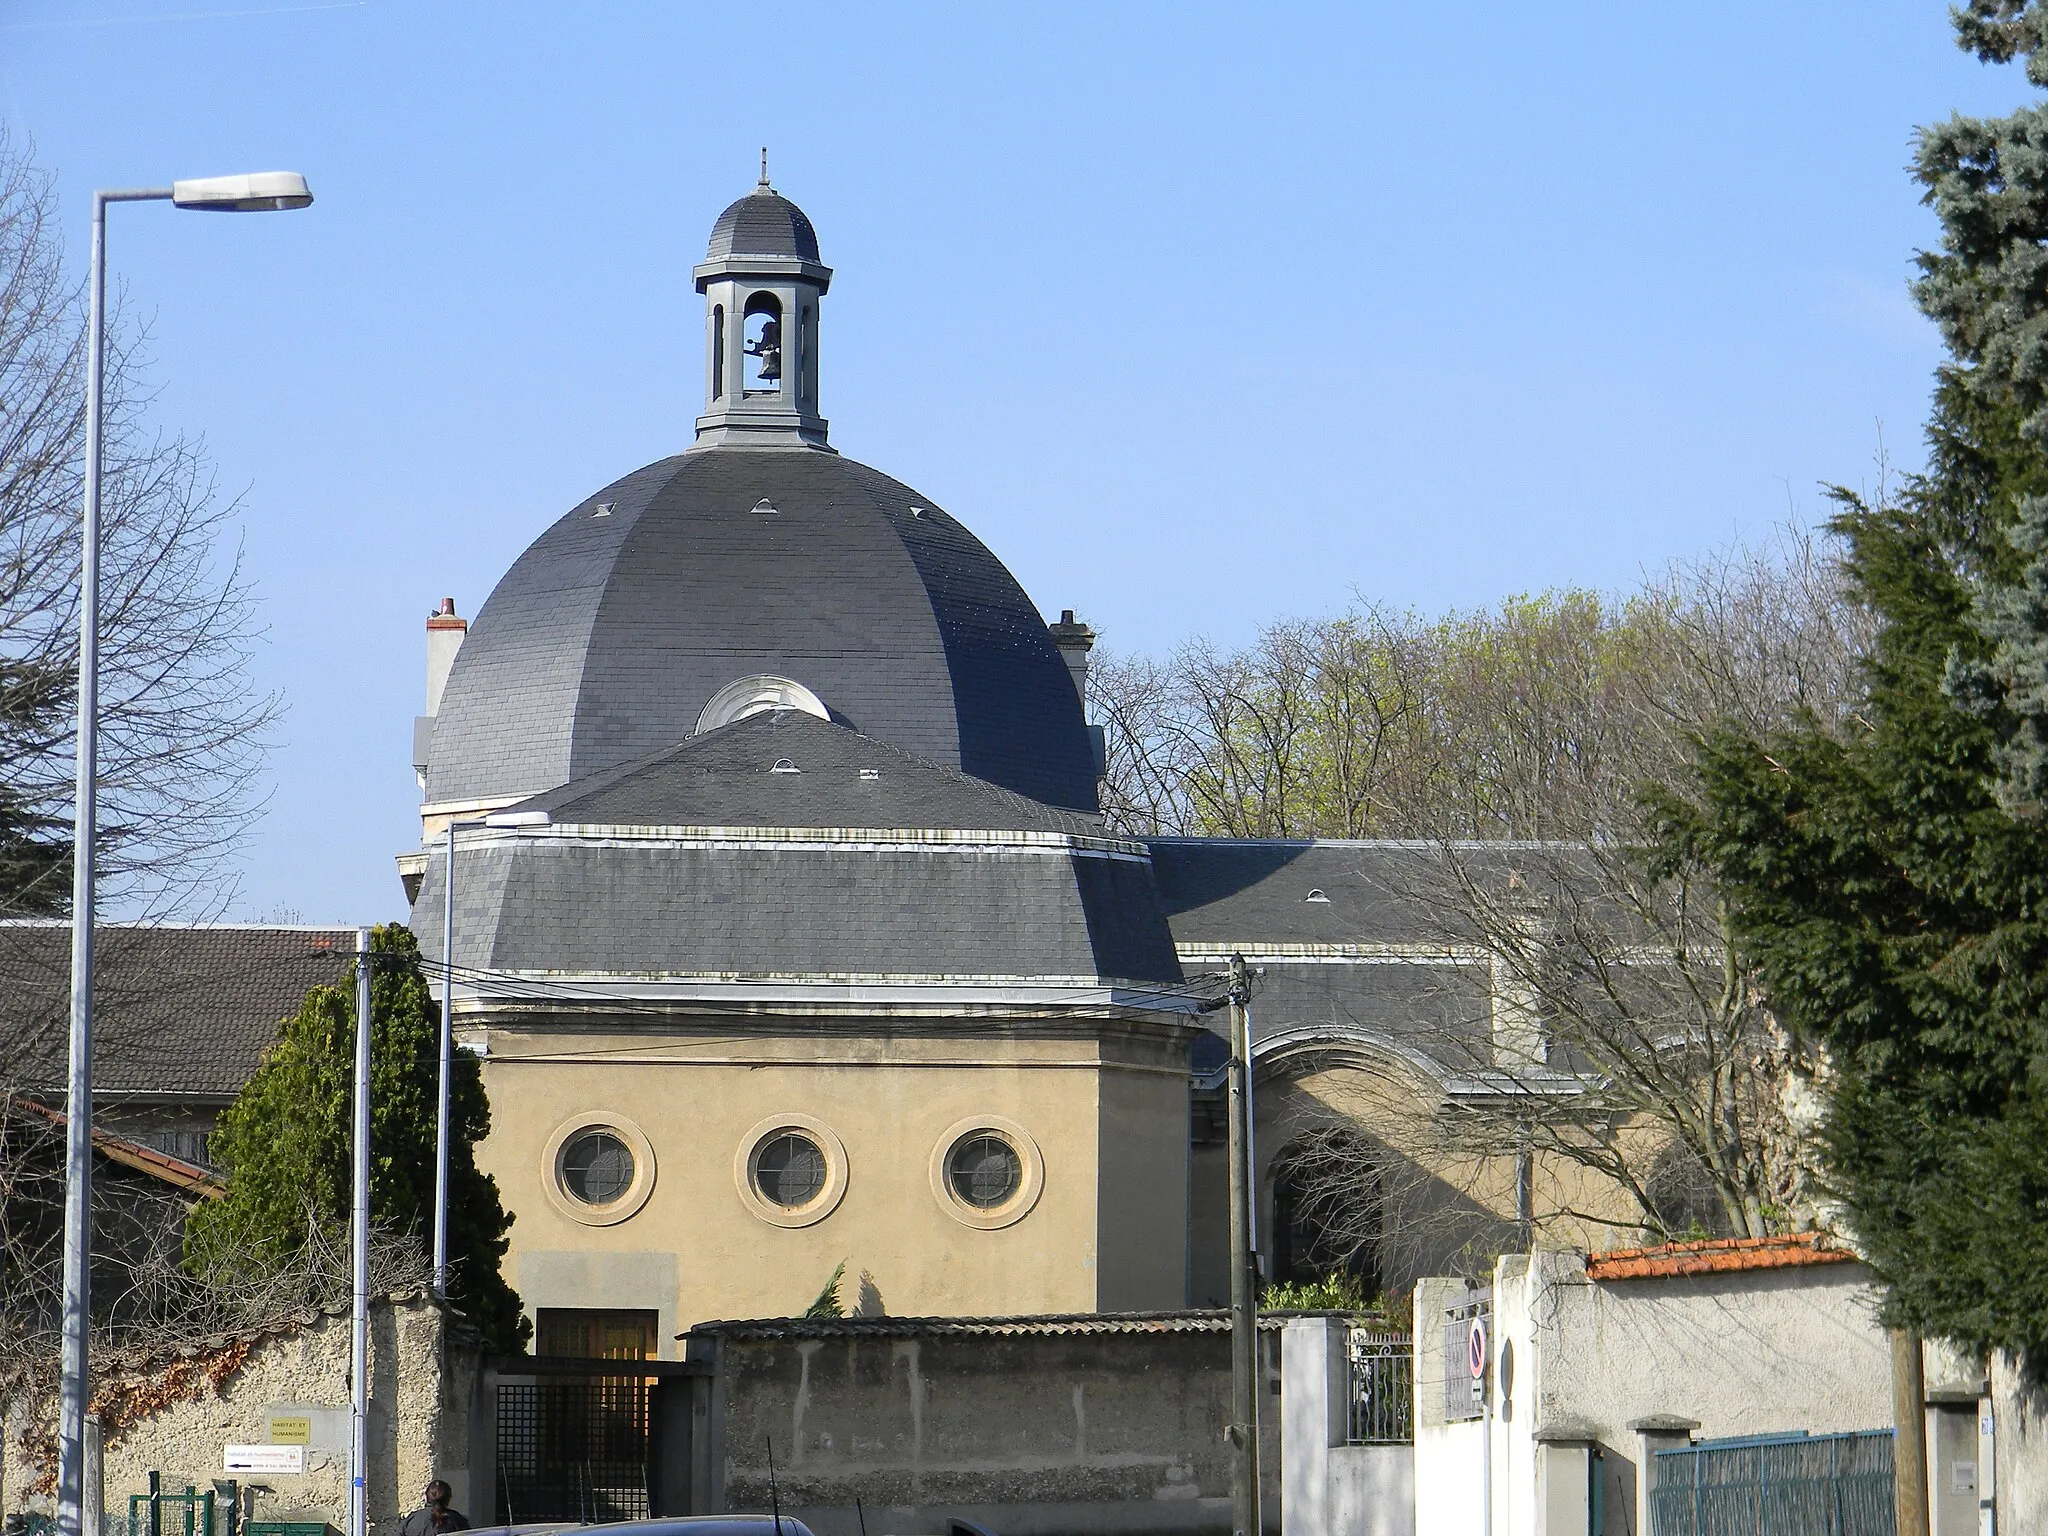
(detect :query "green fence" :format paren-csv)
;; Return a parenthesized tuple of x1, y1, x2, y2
(1650, 1429, 1895, 1536)
(117, 1473, 330, 1536)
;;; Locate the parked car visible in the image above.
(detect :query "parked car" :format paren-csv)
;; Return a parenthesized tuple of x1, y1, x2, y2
(553, 1523, 818, 1536)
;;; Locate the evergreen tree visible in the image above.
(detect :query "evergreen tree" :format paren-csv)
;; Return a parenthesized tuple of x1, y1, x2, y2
(185, 924, 529, 1350)
(1676, 3, 2048, 1357)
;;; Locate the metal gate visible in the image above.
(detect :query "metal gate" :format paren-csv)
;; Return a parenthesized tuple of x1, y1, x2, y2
(496, 1374, 652, 1523)
(1650, 1429, 1895, 1536)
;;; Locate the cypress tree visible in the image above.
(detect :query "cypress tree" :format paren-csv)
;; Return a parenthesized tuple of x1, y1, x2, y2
(185, 923, 529, 1351)
(1676, 2, 2048, 1358)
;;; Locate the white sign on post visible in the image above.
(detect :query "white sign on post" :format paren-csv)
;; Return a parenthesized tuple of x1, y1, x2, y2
(224, 1444, 305, 1474)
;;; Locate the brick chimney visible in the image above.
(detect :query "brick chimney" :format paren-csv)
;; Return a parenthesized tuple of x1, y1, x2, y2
(414, 598, 468, 793)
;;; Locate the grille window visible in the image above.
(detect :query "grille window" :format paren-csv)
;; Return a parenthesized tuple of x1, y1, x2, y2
(562, 1129, 635, 1206)
(754, 1131, 827, 1208)
(948, 1133, 1022, 1208)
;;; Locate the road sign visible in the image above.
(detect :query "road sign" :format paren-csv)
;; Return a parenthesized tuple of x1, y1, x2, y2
(1468, 1317, 1488, 1378)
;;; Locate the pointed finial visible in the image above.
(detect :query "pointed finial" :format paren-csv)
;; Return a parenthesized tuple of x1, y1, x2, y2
(759, 147, 770, 189)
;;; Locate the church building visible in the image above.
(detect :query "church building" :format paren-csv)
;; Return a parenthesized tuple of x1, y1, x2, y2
(400, 176, 1602, 1351)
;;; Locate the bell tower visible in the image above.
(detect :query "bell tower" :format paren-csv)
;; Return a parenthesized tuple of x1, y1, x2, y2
(693, 158, 833, 451)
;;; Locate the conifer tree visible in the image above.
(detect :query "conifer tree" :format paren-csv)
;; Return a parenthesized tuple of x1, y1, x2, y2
(1677, 2, 2048, 1358)
(185, 924, 529, 1350)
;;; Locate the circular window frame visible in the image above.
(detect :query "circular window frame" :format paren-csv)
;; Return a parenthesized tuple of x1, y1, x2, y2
(734, 1113, 849, 1229)
(929, 1116, 1044, 1230)
(541, 1114, 656, 1227)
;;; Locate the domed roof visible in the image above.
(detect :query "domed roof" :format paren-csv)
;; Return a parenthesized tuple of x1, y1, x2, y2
(706, 186, 820, 262)
(424, 447, 1100, 814)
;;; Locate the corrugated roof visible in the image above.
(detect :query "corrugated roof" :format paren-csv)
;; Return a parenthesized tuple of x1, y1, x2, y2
(686, 1309, 1297, 1340)
(0, 923, 358, 1100)
(1585, 1232, 1856, 1282)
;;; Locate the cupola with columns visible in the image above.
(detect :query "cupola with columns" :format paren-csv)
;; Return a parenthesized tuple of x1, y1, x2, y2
(693, 155, 833, 450)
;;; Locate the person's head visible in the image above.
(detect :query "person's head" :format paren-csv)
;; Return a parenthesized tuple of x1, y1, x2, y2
(422, 1482, 451, 1510)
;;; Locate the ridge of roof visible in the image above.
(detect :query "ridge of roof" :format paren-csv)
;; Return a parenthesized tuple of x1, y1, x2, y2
(1585, 1231, 1856, 1282)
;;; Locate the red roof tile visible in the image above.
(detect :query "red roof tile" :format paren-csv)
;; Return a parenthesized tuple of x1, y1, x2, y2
(1585, 1232, 1855, 1281)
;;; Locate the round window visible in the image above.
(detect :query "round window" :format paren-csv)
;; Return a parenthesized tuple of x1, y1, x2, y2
(753, 1131, 828, 1209)
(561, 1128, 635, 1206)
(947, 1133, 1022, 1209)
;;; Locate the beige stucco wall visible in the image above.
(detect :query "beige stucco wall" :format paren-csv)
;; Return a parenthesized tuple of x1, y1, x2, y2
(2, 1296, 475, 1534)
(475, 1012, 1195, 1340)
(1215, 1061, 1648, 1305)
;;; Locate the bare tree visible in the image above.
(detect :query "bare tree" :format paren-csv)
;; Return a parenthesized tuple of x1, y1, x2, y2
(0, 129, 279, 922)
(1101, 530, 1872, 1258)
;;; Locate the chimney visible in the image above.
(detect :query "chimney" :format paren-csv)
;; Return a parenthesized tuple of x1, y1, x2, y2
(415, 598, 468, 793)
(425, 597, 467, 715)
(1047, 608, 1095, 707)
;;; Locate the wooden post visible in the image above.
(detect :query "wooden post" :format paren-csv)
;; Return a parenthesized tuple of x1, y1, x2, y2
(1892, 1328, 1929, 1536)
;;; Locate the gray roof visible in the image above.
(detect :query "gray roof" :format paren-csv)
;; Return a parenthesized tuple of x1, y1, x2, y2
(425, 446, 1098, 813)
(411, 826, 1183, 987)
(0, 923, 357, 1101)
(509, 709, 1105, 836)
(1149, 840, 1494, 1067)
(707, 187, 820, 261)
(1147, 839, 1453, 946)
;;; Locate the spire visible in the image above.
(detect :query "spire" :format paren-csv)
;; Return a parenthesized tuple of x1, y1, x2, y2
(759, 146, 770, 189)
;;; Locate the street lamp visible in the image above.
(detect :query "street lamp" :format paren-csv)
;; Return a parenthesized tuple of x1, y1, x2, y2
(60, 169, 313, 1536)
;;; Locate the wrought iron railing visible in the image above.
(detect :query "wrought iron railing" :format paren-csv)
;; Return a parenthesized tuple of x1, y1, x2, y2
(1650, 1428, 1895, 1536)
(1345, 1328, 1414, 1445)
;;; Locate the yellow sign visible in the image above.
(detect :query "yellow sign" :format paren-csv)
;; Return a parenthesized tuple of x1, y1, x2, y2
(267, 1416, 311, 1446)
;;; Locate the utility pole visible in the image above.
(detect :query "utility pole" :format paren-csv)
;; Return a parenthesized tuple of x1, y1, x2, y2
(349, 929, 371, 1536)
(434, 820, 455, 1295)
(1892, 1329, 1929, 1536)
(1226, 952, 1261, 1536)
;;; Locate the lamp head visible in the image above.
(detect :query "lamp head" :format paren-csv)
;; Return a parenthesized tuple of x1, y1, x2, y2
(171, 171, 313, 212)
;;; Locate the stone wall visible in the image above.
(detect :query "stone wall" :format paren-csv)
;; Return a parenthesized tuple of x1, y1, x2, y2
(687, 1313, 1283, 1536)
(2, 1296, 477, 1535)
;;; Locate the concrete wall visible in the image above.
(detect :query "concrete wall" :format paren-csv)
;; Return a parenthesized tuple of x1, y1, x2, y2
(1991, 1349, 2048, 1536)
(686, 1315, 1282, 1536)
(2, 1296, 476, 1535)
(477, 1015, 1194, 1338)
(1411, 1252, 1894, 1536)
(1281, 1317, 1413, 1536)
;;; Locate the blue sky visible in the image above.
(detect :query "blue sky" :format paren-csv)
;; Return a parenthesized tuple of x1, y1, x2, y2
(0, 1, 2026, 922)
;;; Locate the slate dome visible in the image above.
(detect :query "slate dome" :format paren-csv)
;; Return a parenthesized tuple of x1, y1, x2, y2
(706, 186, 820, 261)
(423, 448, 1100, 814)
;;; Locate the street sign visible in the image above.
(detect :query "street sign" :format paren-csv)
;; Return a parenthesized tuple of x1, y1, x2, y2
(223, 1445, 304, 1474)
(1468, 1318, 1488, 1379)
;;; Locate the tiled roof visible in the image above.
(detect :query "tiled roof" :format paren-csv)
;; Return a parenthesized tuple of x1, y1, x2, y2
(706, 187, 821, 261)
(1585, 1232, 1856, 1281)
(13, 1098, 223, 1197)
(0, 923, 358, 1100)
(510, 709, 1106, 838)
(425, 446, 1100, 815)
(686, 1310, 1290, 1340)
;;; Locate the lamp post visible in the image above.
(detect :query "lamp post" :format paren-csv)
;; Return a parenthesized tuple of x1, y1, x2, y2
(59, 170, 312, 1536)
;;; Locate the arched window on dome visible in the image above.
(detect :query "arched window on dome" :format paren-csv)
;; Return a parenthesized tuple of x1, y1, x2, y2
(695, 675, 830, 735)
(743, 292, 783, 394)
(711, 305, 726, 401)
